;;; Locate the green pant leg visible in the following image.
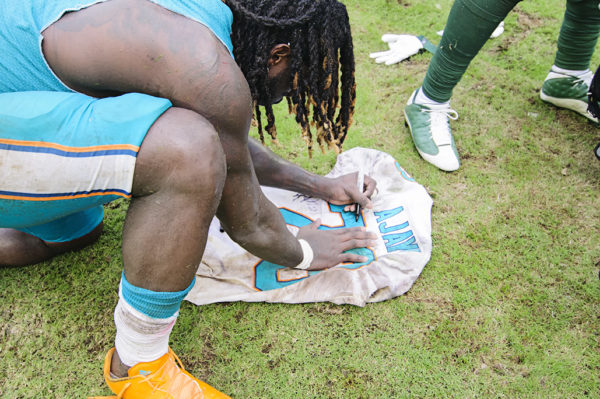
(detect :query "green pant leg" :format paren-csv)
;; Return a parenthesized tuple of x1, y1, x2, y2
(554, 0, 600, 70)
(422, 0, 521, 103)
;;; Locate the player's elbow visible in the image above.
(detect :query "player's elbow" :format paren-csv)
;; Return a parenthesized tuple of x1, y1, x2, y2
(198, 67, 253, 138)
(223, 213, 274, 251)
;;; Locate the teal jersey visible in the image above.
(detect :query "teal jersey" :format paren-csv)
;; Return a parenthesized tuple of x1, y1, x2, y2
(0, 0, 234, 93)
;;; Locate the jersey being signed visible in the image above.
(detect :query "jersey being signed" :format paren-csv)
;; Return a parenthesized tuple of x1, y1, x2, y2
(186, 148, 433, 307)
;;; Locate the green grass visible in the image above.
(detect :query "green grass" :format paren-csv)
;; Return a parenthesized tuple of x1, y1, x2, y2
(1, 1, 599, 398)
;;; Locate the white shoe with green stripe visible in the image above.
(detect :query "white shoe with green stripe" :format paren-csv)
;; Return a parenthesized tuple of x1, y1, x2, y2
(540, 69, 598, 123)
(404, 90, 460, 172)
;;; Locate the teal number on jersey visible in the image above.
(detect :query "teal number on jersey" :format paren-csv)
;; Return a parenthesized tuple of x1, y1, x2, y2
(253, 204, 376, 291)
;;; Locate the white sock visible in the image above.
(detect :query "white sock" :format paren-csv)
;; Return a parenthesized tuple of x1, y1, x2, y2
(114, 295, 178, 367)
(414, 87, 450, 107)
(551, 65, 591, 77)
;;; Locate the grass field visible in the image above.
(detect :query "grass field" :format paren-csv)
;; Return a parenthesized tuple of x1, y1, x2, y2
(1, 1, 599, 398)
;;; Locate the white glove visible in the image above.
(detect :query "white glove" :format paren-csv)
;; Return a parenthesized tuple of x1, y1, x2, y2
(369, 34, 424, 65)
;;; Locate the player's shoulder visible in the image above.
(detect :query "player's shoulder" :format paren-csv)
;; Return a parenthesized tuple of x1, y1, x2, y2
(152, 0, 234, 54)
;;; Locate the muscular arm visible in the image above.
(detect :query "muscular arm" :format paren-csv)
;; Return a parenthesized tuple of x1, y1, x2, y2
(249, 138, 376, 208)
(42, 0, 305, 267)
(248, 138, 322, 195)
(211, 121, 306, 267)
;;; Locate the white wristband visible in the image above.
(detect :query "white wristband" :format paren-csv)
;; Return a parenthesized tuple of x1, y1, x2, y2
(295, 239, 314, 270)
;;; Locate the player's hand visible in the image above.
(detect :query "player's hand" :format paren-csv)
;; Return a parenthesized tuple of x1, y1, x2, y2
(297, 219, 377, 270)
(369, 34, 424, 65)
(324, 172, 377, 212)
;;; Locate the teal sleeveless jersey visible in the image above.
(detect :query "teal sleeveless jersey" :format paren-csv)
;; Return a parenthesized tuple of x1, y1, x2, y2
(0, 0, 234, 93)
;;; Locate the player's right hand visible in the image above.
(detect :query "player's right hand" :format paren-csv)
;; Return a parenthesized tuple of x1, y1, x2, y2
(296, 219, 377, 270)
(325, 172, 377, 212)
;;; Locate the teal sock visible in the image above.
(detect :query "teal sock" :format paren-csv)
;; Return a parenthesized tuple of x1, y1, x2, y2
(114, 273, 196, 367)
(120, 271, 195, 318)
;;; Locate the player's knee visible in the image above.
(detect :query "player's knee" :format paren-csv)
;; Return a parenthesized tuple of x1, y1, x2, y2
(134, 107, 226, 197)
(167, 109, 226, 190)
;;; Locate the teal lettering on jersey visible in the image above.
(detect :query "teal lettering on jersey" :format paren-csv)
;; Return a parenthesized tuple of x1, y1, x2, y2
(395, 161, 416, 182)
(253, 204, 375, 291)
(382, 231, 419, 252)
(379, 220, 409, 234)
(375, 206, 421, 253)
(374, 206, 404, 223)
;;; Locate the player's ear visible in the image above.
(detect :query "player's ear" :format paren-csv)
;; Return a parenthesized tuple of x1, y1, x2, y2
(267, 44, 291, 67)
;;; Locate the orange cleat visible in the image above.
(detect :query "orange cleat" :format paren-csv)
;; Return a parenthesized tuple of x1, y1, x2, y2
(88, 348, 231, 399)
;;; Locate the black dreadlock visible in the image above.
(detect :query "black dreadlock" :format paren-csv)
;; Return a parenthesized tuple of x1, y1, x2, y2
(587, 64, 600, 160)
(588, 64, 600, 120)
(224, 0, 356, 156)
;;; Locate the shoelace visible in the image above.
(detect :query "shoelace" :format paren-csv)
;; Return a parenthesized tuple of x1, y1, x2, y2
(576, 70, 593, 88)
(123, 351, 201, 397)
(420, 107, 458, 145)
(551, 70, 593, 90)
(88, 352, 195, 399)
(572, 76, 590, 90)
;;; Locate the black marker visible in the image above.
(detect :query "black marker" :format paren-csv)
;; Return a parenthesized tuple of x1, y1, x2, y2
(355, 170, 364, 222)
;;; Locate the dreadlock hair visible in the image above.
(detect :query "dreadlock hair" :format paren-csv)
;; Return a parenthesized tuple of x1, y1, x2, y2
(224, 0, 356, 156)
(589, 64, 600, 160)
(588, 63, 600, 120)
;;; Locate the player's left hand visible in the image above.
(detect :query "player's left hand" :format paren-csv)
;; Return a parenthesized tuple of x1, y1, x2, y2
(297, 219, 377, 270)
(323, 172, 377, 212)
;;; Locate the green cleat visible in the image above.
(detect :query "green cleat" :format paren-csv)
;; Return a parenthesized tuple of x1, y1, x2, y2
(404, 90, 460, 172)
(540, 70, 598, 123)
